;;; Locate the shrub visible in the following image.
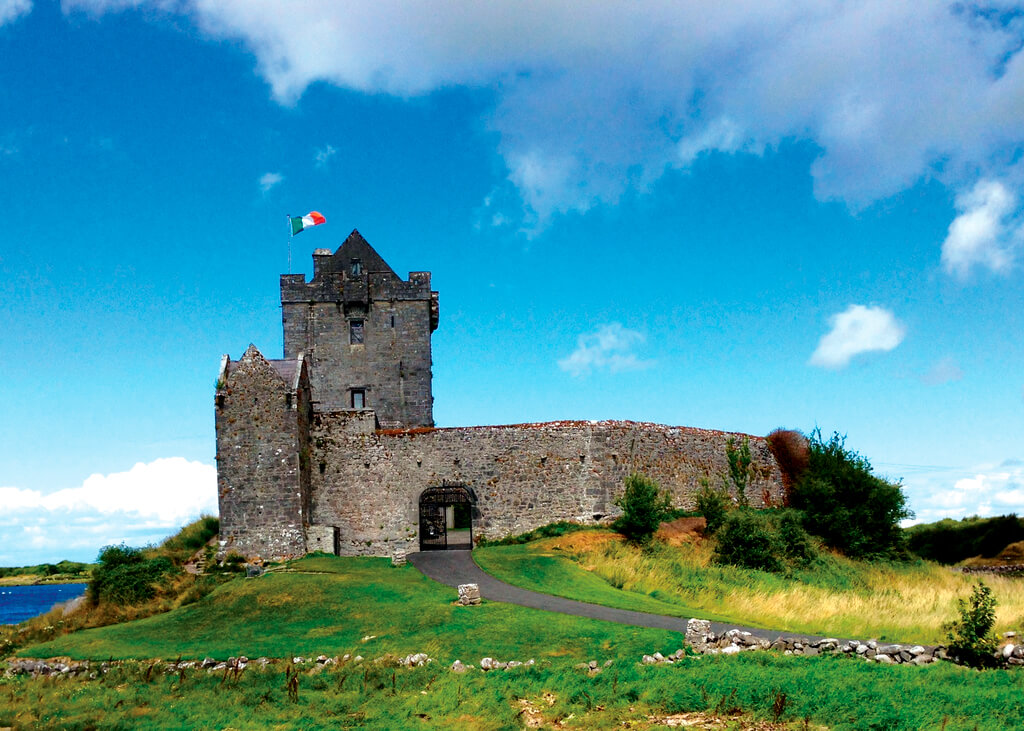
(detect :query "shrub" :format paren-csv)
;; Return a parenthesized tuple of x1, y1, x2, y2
(765, 428, 810, 502)
(714, 510, 783, 572)
(945, 582, 999, 667)
(776, 510, 816, 566)
(614, 473, 671, 545)
(695, 481, 729, 535)
(88, 544, 177, 606)
(713, 509, 818, 573)
(789, 430, 911, 560)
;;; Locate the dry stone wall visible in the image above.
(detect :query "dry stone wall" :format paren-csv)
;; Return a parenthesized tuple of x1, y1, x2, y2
(308, 415, 784, 556)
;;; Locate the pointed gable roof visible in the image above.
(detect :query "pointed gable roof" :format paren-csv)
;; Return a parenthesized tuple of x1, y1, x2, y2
(329, 229, 397, 277)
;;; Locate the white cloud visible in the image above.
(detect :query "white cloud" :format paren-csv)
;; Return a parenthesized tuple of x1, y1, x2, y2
(559, 322, 652, 377)
(314, 144, 336, 169)
(258, 171, 283, 193)
(810, 304, 905, 369)
(941, 179, 1021, 277)
(59, 2, 1024, 234)
(0, 0, 31, 26)
(0, 458, 216, 565)
(922, 356, 964, 386)
(901, 459, 1024, 525)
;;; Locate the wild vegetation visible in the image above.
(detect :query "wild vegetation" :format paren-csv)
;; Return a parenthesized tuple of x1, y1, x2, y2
(475, 532, 1024, 644)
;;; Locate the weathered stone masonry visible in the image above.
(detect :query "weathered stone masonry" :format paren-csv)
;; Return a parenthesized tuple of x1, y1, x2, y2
(216, 230, 786, 560)
(310, 415, 783, 557)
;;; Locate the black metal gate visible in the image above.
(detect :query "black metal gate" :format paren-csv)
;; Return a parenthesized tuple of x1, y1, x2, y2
(419, 485, 475, 551)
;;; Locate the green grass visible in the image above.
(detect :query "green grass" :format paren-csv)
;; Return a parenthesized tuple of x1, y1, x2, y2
(474, 543, 747, 624)
(4, 647, 1023, 729)
(21, 555, 679, 662)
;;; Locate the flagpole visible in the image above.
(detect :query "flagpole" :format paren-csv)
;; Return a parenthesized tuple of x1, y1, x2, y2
(286, 214, 292, 274)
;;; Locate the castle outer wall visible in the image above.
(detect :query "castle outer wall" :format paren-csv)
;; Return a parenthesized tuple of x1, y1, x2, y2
(304, 413, 784, 558)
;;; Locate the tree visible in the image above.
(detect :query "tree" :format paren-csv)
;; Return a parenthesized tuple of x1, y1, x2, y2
(614, 473, 671, 545)
(788, 430, 911, 559)
(946, 582, 999, 668)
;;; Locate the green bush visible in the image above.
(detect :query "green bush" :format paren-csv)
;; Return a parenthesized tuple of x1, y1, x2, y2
(776, 510, 816, 566)
(714, 510, 783, 572)
(946, 582, 999, 667)
(88, 544, 178, 606)
(714, 509, 817, 573)
(614, 473, 671, 545)
(695, 482, 729, 535)
(789, 430, 911, 560)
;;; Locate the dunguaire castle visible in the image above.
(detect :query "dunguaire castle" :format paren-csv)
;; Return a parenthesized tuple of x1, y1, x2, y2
(215, 231, 786, 560)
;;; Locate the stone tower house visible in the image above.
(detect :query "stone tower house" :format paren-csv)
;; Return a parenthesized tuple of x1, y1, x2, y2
(216, 231, 786, 560)
(279, 229, 438, 427)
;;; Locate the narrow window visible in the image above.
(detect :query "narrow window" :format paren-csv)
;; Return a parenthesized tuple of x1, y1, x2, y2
(285, 393, 292, 409)
(350, 319, 364, 344)
(351, 389, 365, 409)
(390, 314, 395, 328)
(350, 259, 362, 275)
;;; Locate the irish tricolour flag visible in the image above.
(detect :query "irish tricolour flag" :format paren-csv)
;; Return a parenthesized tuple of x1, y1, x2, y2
(290, 211, 326, 235)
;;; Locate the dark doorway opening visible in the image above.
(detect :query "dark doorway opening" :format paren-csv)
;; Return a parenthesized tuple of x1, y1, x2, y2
(419, 485, 475, 551)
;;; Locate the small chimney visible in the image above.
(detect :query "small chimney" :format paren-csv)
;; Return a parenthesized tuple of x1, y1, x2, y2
(312, 248, 333, 278)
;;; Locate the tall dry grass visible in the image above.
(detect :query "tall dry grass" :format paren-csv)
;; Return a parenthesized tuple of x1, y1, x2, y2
(566, 534, 1024, 644)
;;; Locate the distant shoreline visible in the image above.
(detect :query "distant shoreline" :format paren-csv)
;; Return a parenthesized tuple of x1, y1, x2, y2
(0, 575, 90, 587)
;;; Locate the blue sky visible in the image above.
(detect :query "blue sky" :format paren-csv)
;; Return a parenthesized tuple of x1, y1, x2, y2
(1, 1, 1022, 565)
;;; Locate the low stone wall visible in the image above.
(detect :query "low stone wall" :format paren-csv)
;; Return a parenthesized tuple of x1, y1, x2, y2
(956, 564, 1024, 577)
(308, 417, 785, 557)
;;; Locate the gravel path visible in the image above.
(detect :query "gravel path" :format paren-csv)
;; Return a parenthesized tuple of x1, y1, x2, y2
(408, 549, 840, 642)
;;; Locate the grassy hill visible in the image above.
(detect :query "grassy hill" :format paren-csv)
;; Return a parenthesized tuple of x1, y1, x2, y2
(21, 555, 678, 662)
(7, 553, 1024, 730)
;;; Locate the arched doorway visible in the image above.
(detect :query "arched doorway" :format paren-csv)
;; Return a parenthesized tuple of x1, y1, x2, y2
(419, 485, 475, 551)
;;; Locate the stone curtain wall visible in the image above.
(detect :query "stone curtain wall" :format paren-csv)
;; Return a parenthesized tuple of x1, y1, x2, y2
(309, 416, 784, 557)
(215, 348, 309, 560)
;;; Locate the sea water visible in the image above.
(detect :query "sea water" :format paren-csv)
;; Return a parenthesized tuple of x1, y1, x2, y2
(0, 583, 88, 625)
